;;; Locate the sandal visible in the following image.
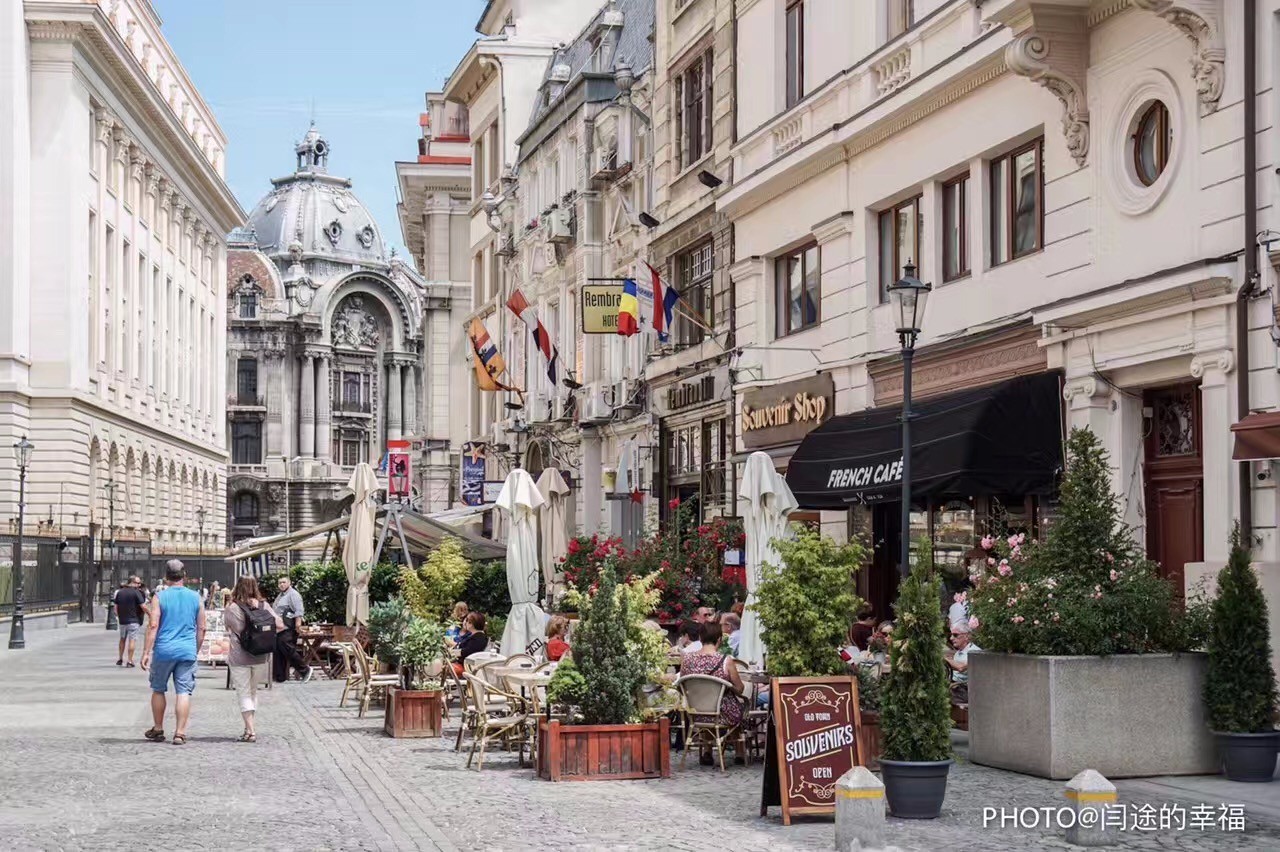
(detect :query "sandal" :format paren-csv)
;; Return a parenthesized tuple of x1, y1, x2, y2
(238, 732, 257, 743)
(144, 727, 165, 742)
(171, 733, 187, 746)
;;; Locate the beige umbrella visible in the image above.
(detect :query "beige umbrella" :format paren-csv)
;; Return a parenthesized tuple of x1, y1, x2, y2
(343, 462, 379, 626)
(496, 468, 547, 656)
(536, 467, 570, 592)
(738, 451, 798, 666)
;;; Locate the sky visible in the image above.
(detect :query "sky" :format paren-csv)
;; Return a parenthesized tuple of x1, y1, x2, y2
(153, 0, 482, 265)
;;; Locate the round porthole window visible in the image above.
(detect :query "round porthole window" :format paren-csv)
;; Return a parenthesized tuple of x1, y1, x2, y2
(1132, 101, 1172, 187)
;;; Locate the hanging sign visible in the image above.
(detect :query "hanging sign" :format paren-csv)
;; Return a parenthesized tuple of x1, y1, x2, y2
(763, 676, 864, 825)
(388, 440, 412, 499)
(581, 284, 625, 334)
(461, 442, 486, 506)
(741, 373, 835, 449)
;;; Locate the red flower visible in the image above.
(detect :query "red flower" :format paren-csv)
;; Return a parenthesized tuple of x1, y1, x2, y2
(668, 498, 681, 509)
(567, 539, 581, 555)
(674, 603, 683, 612)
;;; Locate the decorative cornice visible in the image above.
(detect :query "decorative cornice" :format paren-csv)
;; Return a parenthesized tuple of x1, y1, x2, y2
(26, 19, 85, 41)
(1130, 0, 1224, 114)
(1003, 7, 1090, 167)
(874, 333, 1045, 403)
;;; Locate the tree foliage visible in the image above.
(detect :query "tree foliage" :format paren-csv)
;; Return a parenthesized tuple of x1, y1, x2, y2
(879, 540, 952, 763)
(367, 597, 413, 666)
(569, 558, 648, 725)
(751, 527, 864, 677)
(461, 559, 512, 619)
(1204, 526, 1278, 732)
(399, 536, 471, 622)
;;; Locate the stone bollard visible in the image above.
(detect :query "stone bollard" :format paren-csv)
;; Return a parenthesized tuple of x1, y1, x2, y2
(1064, 768, 1117, 847)
(835, 766, 885, 851)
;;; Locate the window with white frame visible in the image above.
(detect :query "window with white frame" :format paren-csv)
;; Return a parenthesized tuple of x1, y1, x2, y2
(775, 243, 820, 337)
(786, 1, 805, 109)
(675, 240, 714, 347)
(989, 138, 1044, 266)
(674, 46, 713, 171)
(878, 195, 922, 300)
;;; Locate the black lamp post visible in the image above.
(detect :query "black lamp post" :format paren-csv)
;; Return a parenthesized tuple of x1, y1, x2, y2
(104, 478, 117, 631)
(887, 263, 931, 578)
(8, 436, 34, 649)
(195, 508, 206, 556)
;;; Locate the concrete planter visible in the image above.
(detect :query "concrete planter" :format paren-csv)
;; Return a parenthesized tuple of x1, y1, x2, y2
(969, 652, 1216, 779)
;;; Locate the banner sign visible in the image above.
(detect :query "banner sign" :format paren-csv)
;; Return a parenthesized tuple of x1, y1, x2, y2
(741, 372, 835, 450)
(768, 676, 863, 825)
(582, 284, 625, 334)
(461, 442, 486, 506)
(387, 439, 412, 499)
(482, 480, 504, 504)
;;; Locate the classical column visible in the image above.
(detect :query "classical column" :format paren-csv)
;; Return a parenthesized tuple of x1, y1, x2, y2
(265, 351, 283, 457)
(299, 354, 316, 458)
(387, 360, 403, 441)
(1192, 350, 1235, 563)
(316, 353, 332, 462)
(402, 365, 417, 437)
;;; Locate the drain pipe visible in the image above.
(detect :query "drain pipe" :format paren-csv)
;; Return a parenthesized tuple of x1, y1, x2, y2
(1240, 0, 1258, 541)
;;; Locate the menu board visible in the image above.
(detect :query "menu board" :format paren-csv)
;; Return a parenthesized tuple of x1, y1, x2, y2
(197, 609, 229, 664)
(766, 676, 863, 825)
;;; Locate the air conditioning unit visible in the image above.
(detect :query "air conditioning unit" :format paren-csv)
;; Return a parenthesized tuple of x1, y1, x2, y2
(581, 383, 614, 424)
(546, 208, 573, 243)
(553, 395, 575, 422)
(614, 378, 642, 414)
(495, 232, 516, 258)
(591, 145, 619, 181)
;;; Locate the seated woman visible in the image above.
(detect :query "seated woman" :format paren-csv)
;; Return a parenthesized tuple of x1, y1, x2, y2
(679, 620, 746, 764)
(452, 612, 488, 676)
(545, 615, 571, 661)
(675, 621, 702, 655)
(447, 601, 470, 644)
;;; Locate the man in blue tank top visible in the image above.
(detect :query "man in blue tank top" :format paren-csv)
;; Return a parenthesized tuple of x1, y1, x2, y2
(141, 560, 206, 745)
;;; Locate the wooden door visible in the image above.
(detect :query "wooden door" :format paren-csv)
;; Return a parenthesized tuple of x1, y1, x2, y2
(1143, 384, 1204, 602)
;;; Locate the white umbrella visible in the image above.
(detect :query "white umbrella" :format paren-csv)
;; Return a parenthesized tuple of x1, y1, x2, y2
(536, 467, 571, 594)
(343, 463, 379, 626)
(496, 468, 547, 656)
(737, 451, 798, 667)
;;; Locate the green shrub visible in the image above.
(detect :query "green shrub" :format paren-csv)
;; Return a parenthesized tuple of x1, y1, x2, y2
(369, 562, 401, 605)
(879, 540, 952, 762)
(571, 558, 647, 725)
(289, 561, 347, 624)
(396, 616, 447, 690)
(855, 665, 882, 713)
(462, 559, 511, 619)
(1204, 527, 1278, 733)
(546, 659, 588, 707)
(367, 597, 412, 666)
(398, 537, 471, 622)
(752, 527, 864, 676)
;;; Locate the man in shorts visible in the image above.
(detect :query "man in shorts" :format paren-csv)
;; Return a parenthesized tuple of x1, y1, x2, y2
(114, 575, 147, 667)
(141, 560, 205, 745)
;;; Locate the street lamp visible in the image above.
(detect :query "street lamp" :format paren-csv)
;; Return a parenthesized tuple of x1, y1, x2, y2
(195, 507, 206, 555)
(8, 436, 34, 649)
(887, 262, 931, 579)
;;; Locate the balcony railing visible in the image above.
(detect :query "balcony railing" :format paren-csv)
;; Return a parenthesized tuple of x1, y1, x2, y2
(337, 399, 372, 414)
(227, 393, 264, 408)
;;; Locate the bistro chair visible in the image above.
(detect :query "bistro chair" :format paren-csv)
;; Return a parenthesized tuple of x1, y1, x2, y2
(352, 641, 400, 719)
(450, 663, 513, 753)
(462, 673, 529, 770)
(335, 642, 362, 708)
(676, 674, 743, 772)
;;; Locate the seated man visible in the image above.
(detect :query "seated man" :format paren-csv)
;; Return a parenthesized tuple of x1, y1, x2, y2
(945, 622, 980, 704)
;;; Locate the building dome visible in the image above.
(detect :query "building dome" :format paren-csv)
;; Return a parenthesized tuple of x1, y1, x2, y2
(245, 124, 387, 266)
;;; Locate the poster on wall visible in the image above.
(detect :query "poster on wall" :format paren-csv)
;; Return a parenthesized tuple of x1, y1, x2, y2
(762, 676, 863, 825)
(387, 439, 412, 499)
(461, 442, 486, 506)
(482, 481, 504, 504)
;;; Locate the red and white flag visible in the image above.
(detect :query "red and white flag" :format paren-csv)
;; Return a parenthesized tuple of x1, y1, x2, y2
(506, 289, 559, 387)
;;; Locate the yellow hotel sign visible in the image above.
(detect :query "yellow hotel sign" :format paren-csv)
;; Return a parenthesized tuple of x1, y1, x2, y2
(581, 283, 625, 334)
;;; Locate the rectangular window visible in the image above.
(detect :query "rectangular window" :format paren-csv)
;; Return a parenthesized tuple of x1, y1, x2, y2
(675, 48, 713, 170)
(888, 0, 913, 40)
(238, 292, 258, 319)
(151, 267, 160, 386)
(675, 240, 714, 347)
(775, 243, 821, 337)
(990, 139, 1043, 266)
(89, 212, 99, 364)
(340, 371, 370, 412)
(105, 225, 115, 369)
(487, 123, 501, 190)
(878, 195, 922, 300)
(121, 239, 131, 375)
(340, 430, 367, 467)
(786, 1, 805, 109)
(231, 421, 262, 465)
(473, 135, 485, 200)
(942, 175, 969, 282)
(236, 358, 257, 403)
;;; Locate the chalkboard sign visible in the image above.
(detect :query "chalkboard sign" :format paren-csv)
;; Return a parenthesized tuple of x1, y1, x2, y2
(764, 676, 864, 825)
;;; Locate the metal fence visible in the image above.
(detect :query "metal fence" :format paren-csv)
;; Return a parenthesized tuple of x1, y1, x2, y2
(0, 535, 81, 616)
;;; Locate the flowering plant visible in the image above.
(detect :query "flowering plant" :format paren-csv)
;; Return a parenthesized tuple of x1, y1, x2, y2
(559, 533, 627, 597)
(967, 428, 1207, 656)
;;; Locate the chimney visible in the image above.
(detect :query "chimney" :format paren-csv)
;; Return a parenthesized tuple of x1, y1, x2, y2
(598, 1, 624, 72)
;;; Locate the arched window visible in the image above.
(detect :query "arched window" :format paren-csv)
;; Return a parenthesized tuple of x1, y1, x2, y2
(1133, 101, 1172, 187)
(232, 491, 260, 525)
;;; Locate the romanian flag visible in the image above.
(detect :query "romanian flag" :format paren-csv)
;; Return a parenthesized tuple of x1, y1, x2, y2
(468, 316, 511, 392)
(506, 289, 559, 386)
(617, 278, 640, 337)
(645, 261, 680, 342)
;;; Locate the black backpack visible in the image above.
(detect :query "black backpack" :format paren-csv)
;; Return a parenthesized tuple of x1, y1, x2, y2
(238, 603, 278, 656)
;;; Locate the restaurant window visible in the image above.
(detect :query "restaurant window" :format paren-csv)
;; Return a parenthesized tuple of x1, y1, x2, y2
(775, 243, 820, 337)
(878, 195, 922, 301)
(785, 1, 805, 109)
(675, 240, 714, 347)
(942, 174, 969, 282)
(231, 421, 262, 465)
(674, 47, 714, 171)
(235, 358, 258, 404)
(990, 138, 1043, 266)
(887, 0, 913, 41)
(340, 429, 368, 467)
(232, 491, 260, 525)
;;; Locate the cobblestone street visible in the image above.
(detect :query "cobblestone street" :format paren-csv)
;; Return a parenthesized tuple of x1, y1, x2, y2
(3, 625, 1280, 851)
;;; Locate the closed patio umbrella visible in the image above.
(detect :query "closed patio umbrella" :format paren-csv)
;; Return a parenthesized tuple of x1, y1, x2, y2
(535, 467, 571, 595)
(343, 462, 379, 626)
(738, 451, 798, 667)
(497, 468, 547, 656)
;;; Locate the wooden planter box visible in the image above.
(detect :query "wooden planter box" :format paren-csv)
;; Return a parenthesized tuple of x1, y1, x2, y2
(537, 717, 670, 781)
(383, 687, 444, 738)
(859, 710, 882, 770)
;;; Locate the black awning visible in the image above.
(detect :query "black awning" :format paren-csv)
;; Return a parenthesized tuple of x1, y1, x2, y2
(785, 372, 1064, 509)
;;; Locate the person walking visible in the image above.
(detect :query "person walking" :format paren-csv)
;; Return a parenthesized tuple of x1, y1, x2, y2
(141, 560, 205, 745)
(223, 576, 282, 742)
(114, 575, 147, 667)
(272, 576, 312, 683)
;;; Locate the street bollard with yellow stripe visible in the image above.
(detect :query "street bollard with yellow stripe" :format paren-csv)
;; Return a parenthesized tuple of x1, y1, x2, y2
(1065, 768, 1117, 847)
(835, 766, 885, 851)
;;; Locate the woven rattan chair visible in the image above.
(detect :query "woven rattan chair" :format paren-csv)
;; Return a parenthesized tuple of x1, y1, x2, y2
(462, 673, 528, 770)
(676, 674, 743, 772)
(352, 641, 400, 718)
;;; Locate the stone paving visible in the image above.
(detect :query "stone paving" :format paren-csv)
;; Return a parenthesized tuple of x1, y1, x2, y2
(3, 624, 1280, 851)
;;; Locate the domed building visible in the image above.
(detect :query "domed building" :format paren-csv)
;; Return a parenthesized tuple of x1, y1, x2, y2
(225, 126, 436, 551)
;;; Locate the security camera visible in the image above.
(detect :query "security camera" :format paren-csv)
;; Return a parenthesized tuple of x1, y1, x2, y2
(1257, 463, 1274, 483)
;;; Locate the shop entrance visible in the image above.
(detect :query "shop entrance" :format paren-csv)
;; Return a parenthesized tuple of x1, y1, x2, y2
(865, 503, 902, 625)
(1143, 383, 1203, 603)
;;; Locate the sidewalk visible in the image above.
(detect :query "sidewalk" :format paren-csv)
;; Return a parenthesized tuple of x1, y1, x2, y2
(2, 626, 1280, 851)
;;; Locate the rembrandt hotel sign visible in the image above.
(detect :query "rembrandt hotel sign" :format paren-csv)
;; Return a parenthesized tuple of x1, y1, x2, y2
(741, 373, 834, 449)
(581, 284, 625, 334)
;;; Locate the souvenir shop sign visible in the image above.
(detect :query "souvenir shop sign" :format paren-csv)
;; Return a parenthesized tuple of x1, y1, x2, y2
(741, 373, 834, 449)
(766, 676, 864, 825)
(581, 284, 625, 334)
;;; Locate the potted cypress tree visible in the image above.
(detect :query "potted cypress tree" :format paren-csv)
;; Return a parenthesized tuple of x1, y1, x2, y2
(385, 616, 447, 738)
(879, 540, 953, 818)
(1204, 527, 1280, 781)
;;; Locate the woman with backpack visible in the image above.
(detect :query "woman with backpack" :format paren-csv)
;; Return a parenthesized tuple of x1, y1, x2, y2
(223, 576, 283, 743)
